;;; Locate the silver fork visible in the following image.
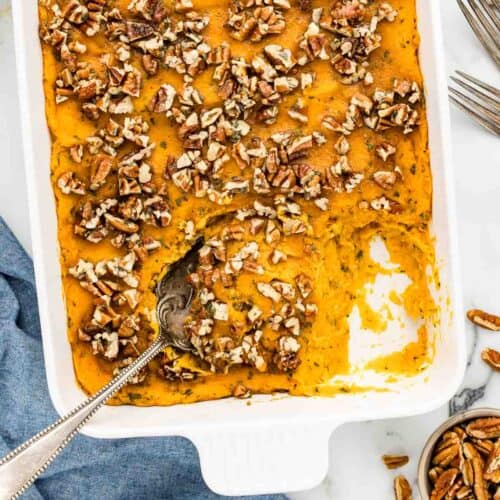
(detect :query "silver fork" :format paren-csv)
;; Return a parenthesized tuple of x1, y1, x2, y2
(457, 0, 500, 67)
(449, 71, 500, 136)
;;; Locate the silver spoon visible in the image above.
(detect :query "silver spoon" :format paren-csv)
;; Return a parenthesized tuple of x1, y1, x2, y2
(0, 240, 202, 499)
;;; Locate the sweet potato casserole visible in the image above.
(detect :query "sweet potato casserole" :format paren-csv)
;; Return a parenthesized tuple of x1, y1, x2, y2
(38, 0, 437, 405)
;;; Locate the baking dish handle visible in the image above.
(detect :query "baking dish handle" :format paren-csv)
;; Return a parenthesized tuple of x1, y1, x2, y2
(191, 422, 338, 496)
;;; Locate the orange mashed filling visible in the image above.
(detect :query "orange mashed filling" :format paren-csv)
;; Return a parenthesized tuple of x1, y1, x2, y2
(39, 0, 437, 405)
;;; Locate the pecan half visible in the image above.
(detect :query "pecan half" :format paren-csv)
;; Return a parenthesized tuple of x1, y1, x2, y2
(430, 468, 459, 500)
(482, 348, 500, 371)
(383, 454, 409, 470)
(463, 442, 489, 500)
(428, 417, 499, 498)
(394, 475, 412, 500)
(467, 309, 500, 331)
(466, 418, 500, 439)
(485, 440, 500, 483)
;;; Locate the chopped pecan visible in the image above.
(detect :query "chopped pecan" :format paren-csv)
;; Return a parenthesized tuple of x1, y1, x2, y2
(373, 170, 397, 190)
(175, 0, 193, 13)
(226, 1, 288, 42)
(148, 84, 176, 113)
(376, 142, 396, 161)
(142, 54, 159, 75)
(322, 115, 347, 134)
(257, 282, 282, 302)
(57, 171, 86, 195)
(126, 21, 155, 42)
(105, 214, 139, 234)
(370, 196, 402, 213)
(232, 383, 251, 399)
(275, 336, 301, 372)
(82, 102, 100, 121)
(69, 144, 84, 163)
(334, 136, 350, 155)
(121, 67, 142, 97)
(264, 44, 296, 73)
(90, 155, 113, 191)
(158, 357, 198, 382)
(62, 0, 89, 25)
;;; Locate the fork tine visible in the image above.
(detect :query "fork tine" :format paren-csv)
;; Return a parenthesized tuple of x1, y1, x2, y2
(457, 0, 500, 67)
(455, 70, 500, 98)
(449, 93, 500, 135)
(477, 0, 500, 30)
(450, 76, 500, 114)
(469, 0, 500, 43)
(449, 88, 500, 135)
(449, 86, 500, 123)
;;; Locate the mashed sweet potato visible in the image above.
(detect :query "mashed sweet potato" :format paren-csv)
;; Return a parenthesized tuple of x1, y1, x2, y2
(39, 0, 436, 405)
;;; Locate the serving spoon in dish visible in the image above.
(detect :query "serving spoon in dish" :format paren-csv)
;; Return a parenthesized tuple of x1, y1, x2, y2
(0, 240, 202, 499)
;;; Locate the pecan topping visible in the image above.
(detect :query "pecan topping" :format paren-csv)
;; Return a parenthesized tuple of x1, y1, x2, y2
(373, 170, 397, 190)
(226, 0, 289, 42)
(90, 155, 113, 191)
(57, 172, 86, 195)
(62, 0, 89, 25)
(376, 141, 396, 161)
(158, 354, 198, 382)
(41, 0, 436, 393)
(232, 383, 251, 399)
(264, 44, 296, 73)
(69, 144, 84, 163)
(148, 84, 176, 113)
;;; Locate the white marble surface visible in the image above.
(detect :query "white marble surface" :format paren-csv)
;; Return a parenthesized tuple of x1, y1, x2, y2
(1, 1, 499, 498)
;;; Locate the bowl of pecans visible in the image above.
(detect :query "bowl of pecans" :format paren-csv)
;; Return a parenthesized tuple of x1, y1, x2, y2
(418, 408, 500, 499)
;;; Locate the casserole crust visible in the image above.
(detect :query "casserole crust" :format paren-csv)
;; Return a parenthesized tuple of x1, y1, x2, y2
(38, 0, 437, 405)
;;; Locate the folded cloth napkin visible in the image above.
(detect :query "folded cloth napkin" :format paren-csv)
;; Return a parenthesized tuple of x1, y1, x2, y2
(0, 218, 287, 500)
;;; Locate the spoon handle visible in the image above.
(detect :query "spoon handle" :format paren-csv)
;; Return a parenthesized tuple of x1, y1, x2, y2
(0, 337, 166, 499)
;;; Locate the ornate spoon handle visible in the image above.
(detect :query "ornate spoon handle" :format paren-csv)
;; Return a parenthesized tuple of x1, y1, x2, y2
(0, 338, 166, 500)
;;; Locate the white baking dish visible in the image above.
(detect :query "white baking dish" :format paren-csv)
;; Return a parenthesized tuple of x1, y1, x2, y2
(12, 0, 466, 495)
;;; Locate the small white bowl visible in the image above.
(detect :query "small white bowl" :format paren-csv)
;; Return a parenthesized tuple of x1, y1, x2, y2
(418, 407, 500, 499)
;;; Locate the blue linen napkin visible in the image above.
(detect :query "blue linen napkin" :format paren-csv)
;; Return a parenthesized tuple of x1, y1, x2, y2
(0, 217, 287, 500)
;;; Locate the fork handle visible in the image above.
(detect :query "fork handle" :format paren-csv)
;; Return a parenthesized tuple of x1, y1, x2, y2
(0, 338, 166, 500)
